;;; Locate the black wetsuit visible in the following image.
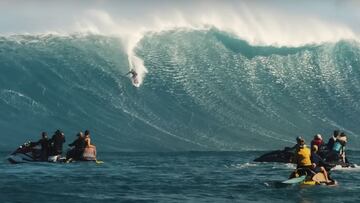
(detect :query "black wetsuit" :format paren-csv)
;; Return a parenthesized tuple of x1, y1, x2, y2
(327, 137, 336, 150)
(36, 138, 50, 161)
(67, 137, 86, 160)
(50, 134, 65, 156)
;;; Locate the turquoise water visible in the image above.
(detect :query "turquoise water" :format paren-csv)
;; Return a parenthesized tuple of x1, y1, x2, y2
(1, 29, 360, 202)
(1, 151, 360, 202)
(1, 31, 360, 151)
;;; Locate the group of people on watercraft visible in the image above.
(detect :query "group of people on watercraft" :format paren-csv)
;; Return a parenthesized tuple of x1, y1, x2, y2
(291, 130, 348, 183)
(32, 129, 97, 162)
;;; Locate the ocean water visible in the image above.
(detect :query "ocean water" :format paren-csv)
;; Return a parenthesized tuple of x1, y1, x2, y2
(1, 32, 360, 152)
(1, 1, 360, 202)
(1, 151, 360, 203)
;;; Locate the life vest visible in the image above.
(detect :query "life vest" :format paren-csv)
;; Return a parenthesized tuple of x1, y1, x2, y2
(296, 146, 312, 167)
(82, 146, 96, 161)
(311, 139, 323, 149)
(332, 141, 345, 156)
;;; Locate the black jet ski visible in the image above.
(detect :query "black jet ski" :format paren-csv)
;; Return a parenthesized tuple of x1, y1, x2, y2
(254, 146, 355, 169)
(7, 141, 65, 164)
(254, 147, 295, 163)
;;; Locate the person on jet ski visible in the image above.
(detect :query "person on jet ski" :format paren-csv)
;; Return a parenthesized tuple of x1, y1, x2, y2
(66, 132, 85, 161)
(327, 130, 340, 150)
(289, 137, 313, 178)
(310, 134, 328, 158)
(293, 137, 312, 169)
(50, 129, 66, 156)
(82, 136, 97, 161)
(311, 145, 330, 182)
(34, 132, 50, 161)
(327, 132, 347, 163)
(311, 134, 324, 149)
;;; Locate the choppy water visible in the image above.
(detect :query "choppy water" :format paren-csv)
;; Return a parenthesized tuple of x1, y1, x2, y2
(1, 151, 360, 202)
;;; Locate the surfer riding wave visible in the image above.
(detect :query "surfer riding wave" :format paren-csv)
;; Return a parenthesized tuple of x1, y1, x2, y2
(126, 69, 140, 87)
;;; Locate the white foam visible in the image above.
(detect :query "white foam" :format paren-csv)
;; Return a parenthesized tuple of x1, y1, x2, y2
(230, 162, 258, 169)
(332, 164, 360, 172)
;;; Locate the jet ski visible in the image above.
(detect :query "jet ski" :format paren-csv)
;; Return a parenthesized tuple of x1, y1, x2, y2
(254, 146, 355, 169)
(7, 141, 65, 164)
(283, 168, 337, 186)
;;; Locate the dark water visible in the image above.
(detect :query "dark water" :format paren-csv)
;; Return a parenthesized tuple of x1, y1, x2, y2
(1, 151, 360, 203)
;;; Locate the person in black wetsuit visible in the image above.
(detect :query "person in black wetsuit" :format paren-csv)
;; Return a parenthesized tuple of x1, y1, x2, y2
(66, 132, 86, 161)
(50, 129, 66, 156)
(327, 130, 340, 150)
(126, 69, 138, 79)
(34, 132, 50, 161)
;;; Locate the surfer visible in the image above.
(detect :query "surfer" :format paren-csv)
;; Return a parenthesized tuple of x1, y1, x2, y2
(126, 69, 138, 79)
(126, 69, 139, 85)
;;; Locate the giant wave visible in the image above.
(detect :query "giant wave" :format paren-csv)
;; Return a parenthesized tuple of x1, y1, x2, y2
(1, 29, 360, 151)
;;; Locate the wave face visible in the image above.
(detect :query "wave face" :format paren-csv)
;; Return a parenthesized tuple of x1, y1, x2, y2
(1, 30, 360, 151)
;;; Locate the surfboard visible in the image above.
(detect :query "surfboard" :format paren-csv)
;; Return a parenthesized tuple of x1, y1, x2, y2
(282, 175, 306, 184)
(132, 77, 140, 87)
(96, 160, 104, 164)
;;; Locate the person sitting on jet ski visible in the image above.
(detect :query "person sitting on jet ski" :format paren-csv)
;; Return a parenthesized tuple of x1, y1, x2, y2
(327, 132, 347, 163)
(311, 145, 330, 182)
(82, 137, 97, 161)
(289, 137, 313, 178)
(66, 132, 85, 161)
(327, 130, 340, 151)
(311, 134, 324, 150)
(50, 130, 66, 156)
(293, 137, 312, 169)
(310, 134, 329, 158)
(34, 132, 50, 161)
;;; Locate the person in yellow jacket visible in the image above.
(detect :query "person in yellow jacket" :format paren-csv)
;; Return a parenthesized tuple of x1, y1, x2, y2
(294, 137, 313, 169)
(289, 137, 314, 179)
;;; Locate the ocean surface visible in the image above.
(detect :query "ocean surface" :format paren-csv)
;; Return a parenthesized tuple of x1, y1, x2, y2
(1, 151, 360, 203)
(1, 1, 360, 201)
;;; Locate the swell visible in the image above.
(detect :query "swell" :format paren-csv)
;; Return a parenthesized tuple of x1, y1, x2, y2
(1, 30, 360, 151)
